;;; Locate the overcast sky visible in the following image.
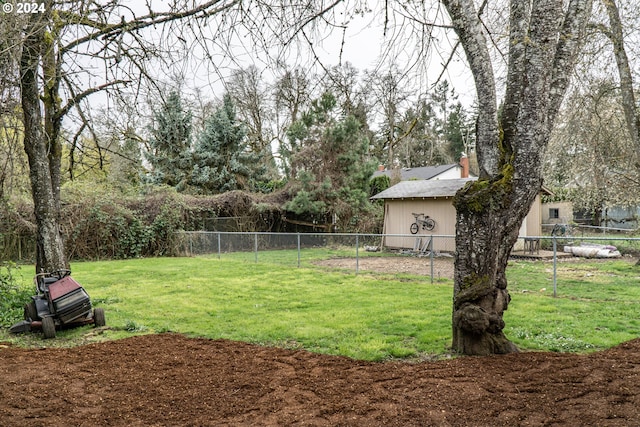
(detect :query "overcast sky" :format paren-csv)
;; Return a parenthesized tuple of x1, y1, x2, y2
(110, 1, 476, 103)
(75, 0, 477, 126)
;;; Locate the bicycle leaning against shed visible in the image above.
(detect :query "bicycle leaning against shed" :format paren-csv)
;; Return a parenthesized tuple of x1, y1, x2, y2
(410, 213, 436, 234)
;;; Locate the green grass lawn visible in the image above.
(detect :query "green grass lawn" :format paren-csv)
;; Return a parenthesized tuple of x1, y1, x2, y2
(506, 258, 640, 352)
(2, 252, 640, 361)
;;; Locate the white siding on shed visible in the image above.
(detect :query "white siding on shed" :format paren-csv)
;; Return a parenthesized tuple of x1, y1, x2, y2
(382, 198, 456, 251)
(373, 178, 546, 252)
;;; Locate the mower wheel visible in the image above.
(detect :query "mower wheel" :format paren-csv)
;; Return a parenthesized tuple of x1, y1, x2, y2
(93, 307, 106, 327)
(24, 301, 37, 321)
(42, 316, 56, 339)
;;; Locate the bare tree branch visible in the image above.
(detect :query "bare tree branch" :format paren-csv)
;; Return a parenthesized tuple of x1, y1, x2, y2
(57, 78, 130, 121)
(60, 0, 242, 53)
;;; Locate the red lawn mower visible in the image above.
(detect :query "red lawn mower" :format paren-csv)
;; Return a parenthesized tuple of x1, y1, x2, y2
(9, 269, 105, 339)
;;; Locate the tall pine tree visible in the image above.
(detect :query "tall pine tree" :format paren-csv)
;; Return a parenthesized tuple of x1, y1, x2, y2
(285, 92, 376, 230)
(146, 91, 193, 190)
(191, 94, 265, 194)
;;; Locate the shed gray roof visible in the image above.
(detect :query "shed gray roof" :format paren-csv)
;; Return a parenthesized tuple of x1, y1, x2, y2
(370, 178, 477, 200)
(372, 164, 459, 181)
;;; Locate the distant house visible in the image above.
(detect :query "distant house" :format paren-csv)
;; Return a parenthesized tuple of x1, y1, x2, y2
(602, 206, 640, 229)
(541, 201, 574, 225)
(542, 200, 640, 230)
(371, 178, 546, 252)
(373, 155, 475, 183)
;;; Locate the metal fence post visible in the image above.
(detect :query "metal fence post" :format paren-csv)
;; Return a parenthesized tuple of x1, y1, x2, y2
(553, 237, 557, 298)
(254, 233, 258, 263)
(297, 233, 301, 268)
(430, 236, 434, 283)
(217, 232, 221, 259)
(355, 234, 359, 275)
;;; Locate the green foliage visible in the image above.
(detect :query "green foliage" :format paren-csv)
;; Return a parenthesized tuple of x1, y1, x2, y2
(0, 112, 30, 199)
(0, 262, 30, 327)
(444, 102, 470, 159)
(146, 194, 186, 255)
(371, 78, 471, 168)
(284, 92, 377, 231)
(543, 83, 640, 213)
(68, 189, 189, 259)
(541, 186, 576, 203)
(123, 320, 148, 332)
(252, 178, 287, 194)
(1, 183, 289, 262)
(279, 121, 306, 179)
(69, 202, 153, 259)
(190, 94, 266, 194)
(107, 131, 144, 188)
(284, 171, 329, 215)
(145, 91, 193, 189)
(369, 174, 390, 197)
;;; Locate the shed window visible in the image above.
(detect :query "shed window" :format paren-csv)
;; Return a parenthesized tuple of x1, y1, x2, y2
(549, 208, 560, 219)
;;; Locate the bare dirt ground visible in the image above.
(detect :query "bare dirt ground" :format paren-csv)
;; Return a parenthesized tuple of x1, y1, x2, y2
(315, 255, 456, 279)
(314, 253, 636, 280)
(1, 333, 640, 426)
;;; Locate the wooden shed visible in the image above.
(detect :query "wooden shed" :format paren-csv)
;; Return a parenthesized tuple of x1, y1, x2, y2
(371, 178, 544, 252)
(541, 201, 574, 225)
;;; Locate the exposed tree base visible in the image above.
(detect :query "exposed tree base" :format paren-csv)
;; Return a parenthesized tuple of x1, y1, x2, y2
(453, 300, 518, 356)
(452, 328, 519, 356)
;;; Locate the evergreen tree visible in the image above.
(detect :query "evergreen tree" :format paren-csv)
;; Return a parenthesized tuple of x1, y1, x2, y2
(444, 102, 471, 160)
(284, 92, 377, 230)
(395, 99, 448, 167)
(191, 94, 265, 194)
(146, 91, 193, 190)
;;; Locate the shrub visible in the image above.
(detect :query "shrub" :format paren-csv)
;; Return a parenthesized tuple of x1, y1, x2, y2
(1, 183, 381, 261)
(68, 202, 153, 260)
(0, 262, 30, 328)
(370, 174, 391, 197)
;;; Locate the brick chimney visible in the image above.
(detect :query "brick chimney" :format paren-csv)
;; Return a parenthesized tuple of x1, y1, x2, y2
(459, 153, 469, 178)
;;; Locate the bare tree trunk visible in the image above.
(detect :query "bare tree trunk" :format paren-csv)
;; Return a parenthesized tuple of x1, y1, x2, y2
(602, 0, 640, 149)
(444, 0, 592, 355)
(21, 10, 67, 273)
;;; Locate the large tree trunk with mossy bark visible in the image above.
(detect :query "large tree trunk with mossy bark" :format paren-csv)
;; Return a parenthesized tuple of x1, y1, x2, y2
(452, 171, 541, 354)
(21, 7, 68, 274)
(443, 0, 592, 355)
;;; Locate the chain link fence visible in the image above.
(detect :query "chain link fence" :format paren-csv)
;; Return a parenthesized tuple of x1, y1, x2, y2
(176, 231, 640, 258)
(5, 229, 640, 296)
(176, 231, 456, 259)
(175, 231, 458, 282)
(176, 231, 640, 293)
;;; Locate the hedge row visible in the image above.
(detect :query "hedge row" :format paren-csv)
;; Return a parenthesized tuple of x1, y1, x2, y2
(0, 188, 284, 262)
